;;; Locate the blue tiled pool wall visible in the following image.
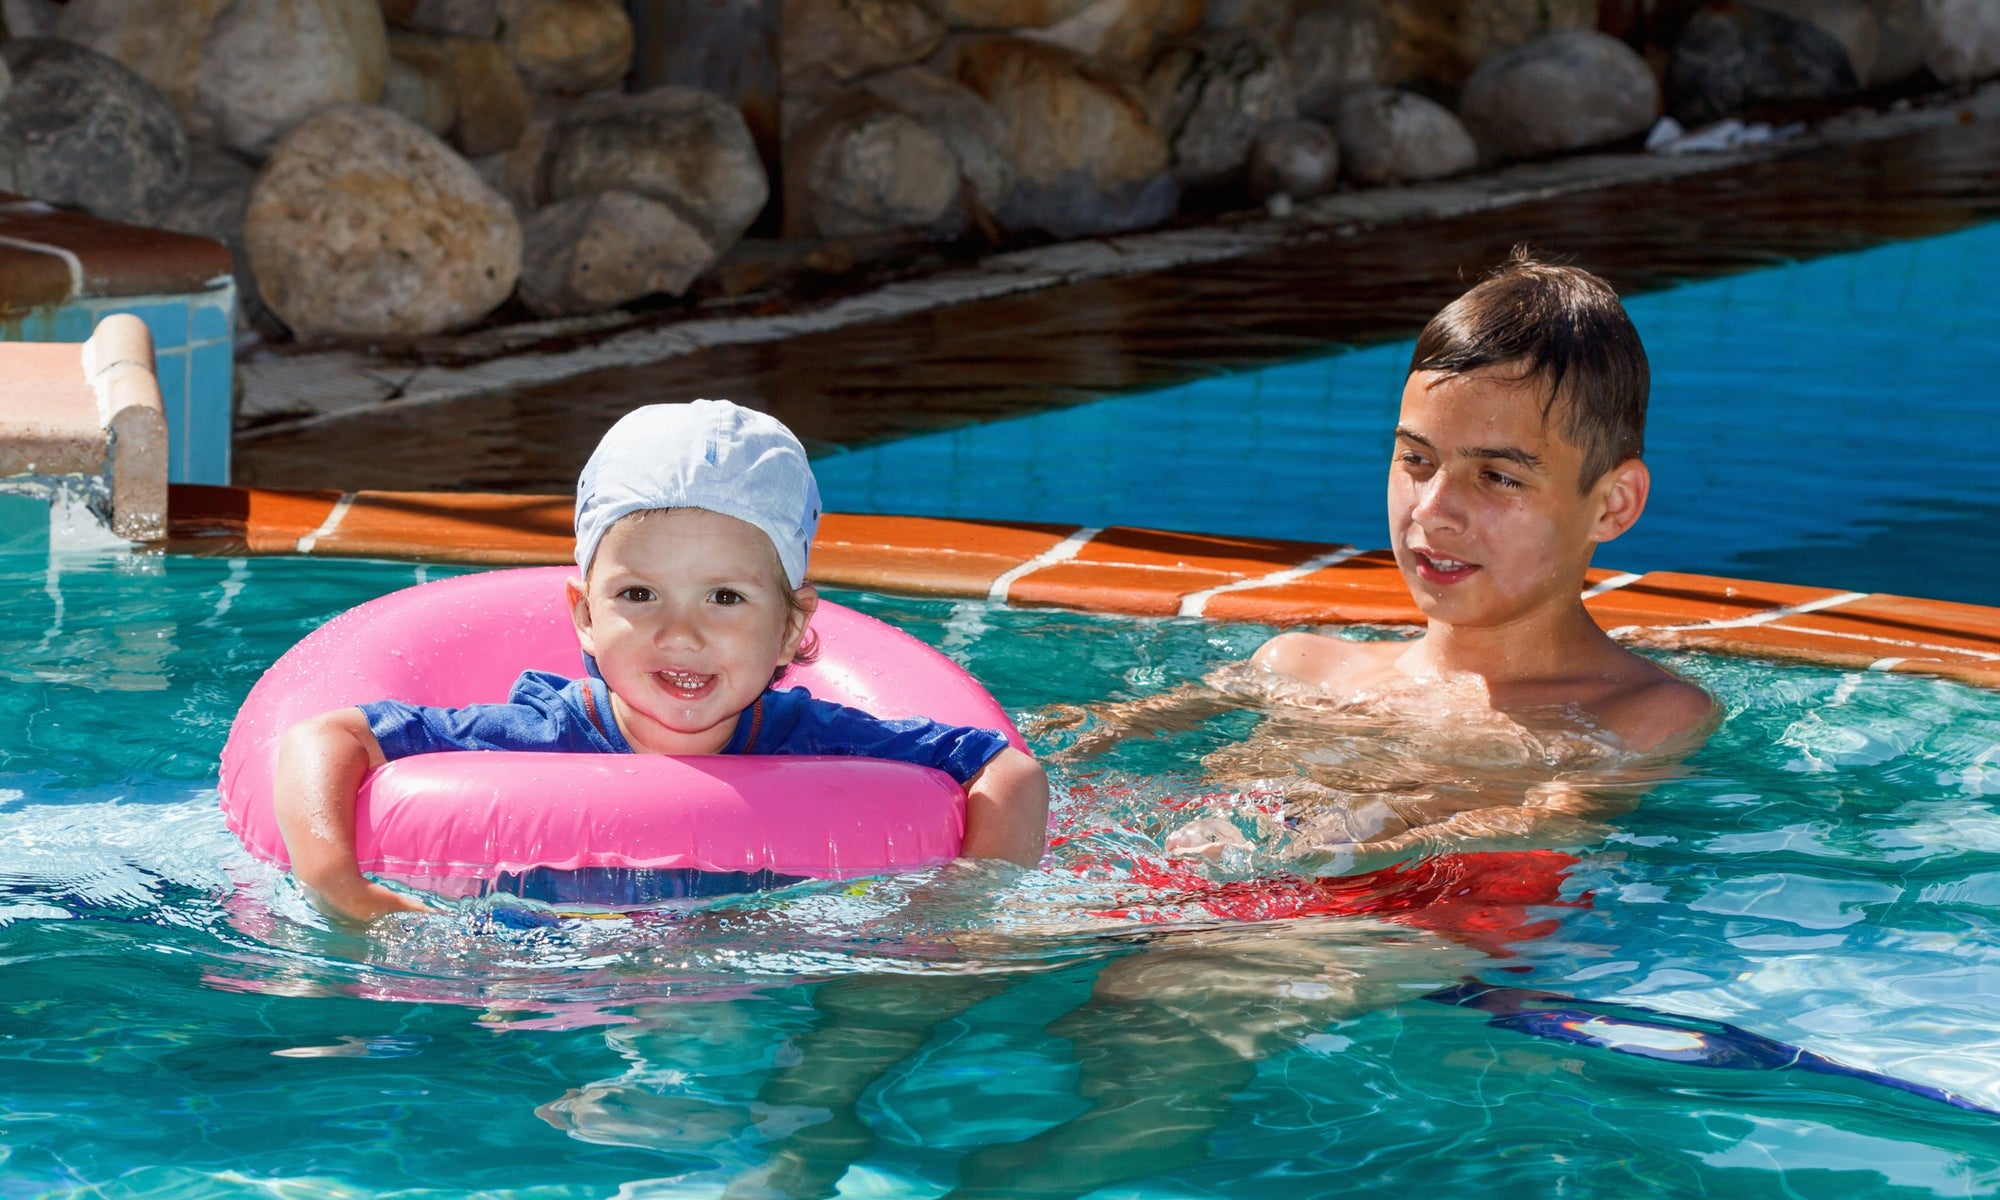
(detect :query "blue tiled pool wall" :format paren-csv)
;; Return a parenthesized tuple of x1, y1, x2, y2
(3, 283, 237, 486)
(811, 223, 2000, 603)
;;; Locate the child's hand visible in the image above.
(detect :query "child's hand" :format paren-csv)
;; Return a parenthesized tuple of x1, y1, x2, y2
(274, 708, 433, 924)
(1165, 817, 1254, 860)
(960, 747, 1051, 867)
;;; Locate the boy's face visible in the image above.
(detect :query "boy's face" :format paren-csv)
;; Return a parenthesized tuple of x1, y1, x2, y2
(1389, 365, 1643, 632)
(568, 508, 814, 755)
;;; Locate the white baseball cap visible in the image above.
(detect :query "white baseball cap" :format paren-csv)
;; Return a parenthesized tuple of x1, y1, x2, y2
(574, 400, 822, 588)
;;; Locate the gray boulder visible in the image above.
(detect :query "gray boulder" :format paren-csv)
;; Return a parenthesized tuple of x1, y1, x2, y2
(50, 0, 230, 142)
(244, 105, 520, 341)
(1332, 86, 1476, 186)
(1460, 28, 1660, 161)
(857, 67, 1012, 218)
(196, 0, 390, 158)
(0, 39, 189, 224)
(1144, 30, 1296, 190)
(1920, 0, 2000, 85)
(1666, 4, 1857, 126)
(781, 0, 945, 105)
(1247, 117, 1339, 201)
(784, 91, 962, 238)
(543, 87, 770, 251)
(518, 190, 718, 317)
(1286, 0, 1401, 120)
(952, 36, 1177, 237)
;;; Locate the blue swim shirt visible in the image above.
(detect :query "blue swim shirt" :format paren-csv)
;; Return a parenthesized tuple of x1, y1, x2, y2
(359, 670, 1010, 785)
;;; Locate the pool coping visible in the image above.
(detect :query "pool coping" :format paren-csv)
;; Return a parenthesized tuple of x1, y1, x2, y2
(166, 484, 2000, 690)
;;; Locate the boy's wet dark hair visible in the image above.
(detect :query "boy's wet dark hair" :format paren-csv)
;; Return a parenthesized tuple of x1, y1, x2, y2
(1409, 248, 1648, 490)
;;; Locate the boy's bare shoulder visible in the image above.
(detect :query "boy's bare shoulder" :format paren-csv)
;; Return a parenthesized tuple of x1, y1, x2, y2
(1589, 648, 1716, 753)
(1251, 630, 1405, 691)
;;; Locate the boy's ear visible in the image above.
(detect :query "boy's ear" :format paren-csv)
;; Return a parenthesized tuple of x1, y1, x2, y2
(784, 584, 820, 660)
(1589, 458, 1650, 544)
(566, 576, 597, 656)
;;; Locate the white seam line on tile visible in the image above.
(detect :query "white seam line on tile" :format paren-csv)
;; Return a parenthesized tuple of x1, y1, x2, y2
(988, 528, 1102, 604)
(1609, 592, 1869, 638)
(1869, 658, 1907, 671)
(1178, 547, 1364, 617)
(0, 235, 83, 298)
(1580, 572, 1643, 599)
(295, 493, 356, 554)
(1746, 623, 2000, 662)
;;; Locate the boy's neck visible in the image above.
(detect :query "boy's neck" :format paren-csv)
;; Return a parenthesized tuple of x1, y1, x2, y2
(1406, 601, 1621, 688)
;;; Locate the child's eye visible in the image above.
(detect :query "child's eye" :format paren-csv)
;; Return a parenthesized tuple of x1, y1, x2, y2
(1396, 451, 1431, 469)
(709, 588, 745, 606)
(1483, 470, 1525, 490)
(617, 586, 655, 602)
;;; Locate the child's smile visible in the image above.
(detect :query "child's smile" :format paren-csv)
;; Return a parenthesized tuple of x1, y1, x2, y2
(568, 508, 814, 755)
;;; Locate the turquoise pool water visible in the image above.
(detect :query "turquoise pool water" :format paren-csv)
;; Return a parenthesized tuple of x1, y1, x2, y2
(813, 222, 2000, 605)
(6, 532, 2000, 1197)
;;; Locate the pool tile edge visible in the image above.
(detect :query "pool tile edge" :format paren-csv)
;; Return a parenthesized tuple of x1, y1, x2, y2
(165, 486, 2000, 689)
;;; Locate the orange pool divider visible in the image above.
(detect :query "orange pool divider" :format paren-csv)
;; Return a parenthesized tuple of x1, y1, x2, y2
(165, 485, 2000, 689)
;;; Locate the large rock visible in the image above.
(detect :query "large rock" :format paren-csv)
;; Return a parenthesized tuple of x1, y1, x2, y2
(1247, 116, 1339, 200)
(0, 39, 189, 224)
(446, 36, 531, 155)
(1021, 0, 1204, 67)
(386, 0, 499, 37)
(784, 91, 962, 238)
(1288, 0, 1403, 120)
(1381, 0, 1597, 88)
(952, 37, 1176, 237)
(1332, 85, 1475, 185)
(543, 87, 769, 250)
(1, 0, 57, 37)
(934, 0, 1096, 30)
(1665, 4, 1857, 126)
(857, 66, 1012, 216)
(244, 105, 521, 340)
(518, 190, 717, 316)
(381, 52, 458, 133)
(51, 0, 233, 141)
(1921, 0, 2000, 85)
(197, 0, 390, 157)
(1459, 28, 1659, 161)
(782, 0, 944, 104)
(1144, 30, 1295, 189)
(501, 0, 634, 94)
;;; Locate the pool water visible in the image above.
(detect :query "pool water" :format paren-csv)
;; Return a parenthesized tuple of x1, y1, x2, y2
(812, 221, 2000, 606)
(6, 536, 2000, 1197)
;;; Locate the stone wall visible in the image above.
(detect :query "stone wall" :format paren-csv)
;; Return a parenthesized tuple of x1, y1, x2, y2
(0, 0, 1992, 343)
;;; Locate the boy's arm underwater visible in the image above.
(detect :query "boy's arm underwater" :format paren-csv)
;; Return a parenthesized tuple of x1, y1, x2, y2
(959, 746, 1051, 867)
(272, 708, 431, 922)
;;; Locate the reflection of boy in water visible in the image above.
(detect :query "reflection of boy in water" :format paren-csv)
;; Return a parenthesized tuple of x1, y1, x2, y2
(1058, 251, 1714, 861)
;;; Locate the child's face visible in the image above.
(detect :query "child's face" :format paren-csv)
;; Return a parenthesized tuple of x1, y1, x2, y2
(1389, 365, 1640, 632)
(568, 508, 814, 755)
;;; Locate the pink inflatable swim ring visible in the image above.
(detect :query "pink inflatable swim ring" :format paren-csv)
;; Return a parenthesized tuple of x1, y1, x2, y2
(219, 566, 1025, 897)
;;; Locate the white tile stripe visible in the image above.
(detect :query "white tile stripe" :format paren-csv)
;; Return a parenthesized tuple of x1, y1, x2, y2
(294, 492, 356, 554)
(0, 234, 83, 298)
(987, 527, 1102, 604)
(1177, 547, 1365, 617)
(1580, 572, 1643, 599)
(1869, 658, 1908, 671)
(1615, 591, 1870, 636)
(1762, 624, 2000, 663)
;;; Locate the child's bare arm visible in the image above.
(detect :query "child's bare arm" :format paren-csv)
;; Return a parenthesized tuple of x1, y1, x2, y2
(272, 708, 429, 922)
(959, 747, 1050, 867)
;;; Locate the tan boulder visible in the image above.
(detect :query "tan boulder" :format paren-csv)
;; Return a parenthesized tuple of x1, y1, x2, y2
(381, 37, 458, 132)
(196, 0, 391, 157)
(245, 104, 521, 340)
(445, 36, 531, 155)
(1459, 29, 1659, 161)
(1332, 85, 1474, 185)
(782, 0, 944, 104)
(543, 87, 770, 251)
(1021, 0, 1204, 68)
(784, 91, 962, 238)
(857, 66, 1012, 216)
(934, 0, 1097, 31)
(952, 37, 1176, 236)
(518, 190, 718, 316)
(1145, 29, 1295, 188)
(500, 0, 634, 94)
(1381, 0, 1596, 88)
(1288, 0, 1406, 119)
